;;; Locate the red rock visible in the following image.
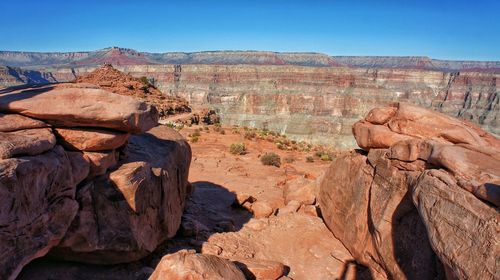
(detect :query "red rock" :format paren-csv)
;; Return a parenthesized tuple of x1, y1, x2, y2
(0, 113, 47, 132)
(149, 250, 246, 280)
(251, 201, 274, 218)
(206, 214, 354, 279)
(277, 200, 301, 216)
(65, 151, 90, 184)
(283, 177, 316, 205)
(233, 258, 286, 280)
(0, 146, 80, 280)
(54, 127, 129, 151)
(0, 128, 56, 159)
(83, 151, 118, 178)
(50, 126, 191, 264)
(0, 83, 159, 133)
(353, 103, 500, 150)
(320, 103, 500, 279)
(413, 169, 498, 280)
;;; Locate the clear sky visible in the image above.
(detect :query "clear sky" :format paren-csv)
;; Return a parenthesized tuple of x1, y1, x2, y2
(0, 0, 498, 60)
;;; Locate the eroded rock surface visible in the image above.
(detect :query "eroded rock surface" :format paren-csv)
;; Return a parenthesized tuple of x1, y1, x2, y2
(0, 146, 80, 279)
(0, 83, 158, 132)
(319, 103, 500, 279)
(50, 126, 192, 264)
(149, 250, 246, 280)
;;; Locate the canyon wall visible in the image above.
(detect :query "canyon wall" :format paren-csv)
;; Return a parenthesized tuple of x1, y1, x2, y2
(37, 64, 499, 148)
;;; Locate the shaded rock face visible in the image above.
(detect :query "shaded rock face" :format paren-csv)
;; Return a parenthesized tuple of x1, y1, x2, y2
(45, 64, 499, 147)
(0, 146, 80, 279)
(319, 103, 499, 279)
(0, 83, 191, 279)
(149, 250, 246, 280)
(51, 126, 192, 264)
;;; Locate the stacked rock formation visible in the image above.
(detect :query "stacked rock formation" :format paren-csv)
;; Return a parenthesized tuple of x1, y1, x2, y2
(0, 83, 191, 279)
(319, 102, 499, 279)
(75, 64, 191, 118)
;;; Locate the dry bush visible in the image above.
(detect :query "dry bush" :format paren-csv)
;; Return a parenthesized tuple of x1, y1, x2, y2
(260, 152, 281, 167)
(230, 143, 247, 155)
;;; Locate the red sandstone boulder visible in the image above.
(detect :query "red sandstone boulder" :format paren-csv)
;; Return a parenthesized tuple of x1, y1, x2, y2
(0, 146, 81, 280)
(233, 258, 286, 280)
(0, 84, 159, 133)
(353, 103, 500, 150)
(413, 169, 498, 280)
(50, 126, 191, 264)
(0, 113, 47, 132)
(0, 128, 56, 159)
(54, 127, 129, 151)
(320, 103, 500, 279)
(149, 250, 246, 280)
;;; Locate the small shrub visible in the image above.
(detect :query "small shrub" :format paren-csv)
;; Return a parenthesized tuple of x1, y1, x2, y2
(190, 136, 199, 143)
(306, 156, 314, 163)
(320, 154, 333, 161)
(203, 126, 210, 131)
(230, 143, 247, 155)
(219, 129, 226, 135)
(244, 131, 256, 140)
(261, 152, 281, 167)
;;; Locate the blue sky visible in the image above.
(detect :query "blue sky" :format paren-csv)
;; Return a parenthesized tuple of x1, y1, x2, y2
(0, 0, 498, 60)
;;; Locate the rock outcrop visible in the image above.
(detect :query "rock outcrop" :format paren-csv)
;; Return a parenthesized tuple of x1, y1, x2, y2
(75, 64, 191, 118)
(150, 250, 246, 280)
(0, 83, 191, 279)
(319, 103, 499, 279)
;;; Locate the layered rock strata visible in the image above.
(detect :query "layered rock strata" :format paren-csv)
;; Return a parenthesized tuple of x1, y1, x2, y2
(319, 103, 499, 279)
(0, 83, 191, 279)
(35, 64, 499, 147)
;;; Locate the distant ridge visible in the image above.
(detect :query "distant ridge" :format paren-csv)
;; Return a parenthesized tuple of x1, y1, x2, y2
(0, 47, 499, 72)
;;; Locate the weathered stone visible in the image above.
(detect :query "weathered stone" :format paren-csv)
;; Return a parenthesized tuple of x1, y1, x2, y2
(319, 151, 444, 279)
(413, 169, 499, 280)
(0, 83, 159, 133)
(0, 113, 47, 132)
(251, 201, 274, 218)
(283, 177, 316, 205)
(50, 126, 191, 264)
(233, 258, 286, 280)
(0, 146, 79, 280)
(83, 150, 119, 178)
(0, 128, 56, 159)
(54, 127, 129, 151)
(149, 250, 246, 280)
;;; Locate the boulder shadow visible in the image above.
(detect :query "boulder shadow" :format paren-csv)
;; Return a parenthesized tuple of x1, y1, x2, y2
(17, 180, 253, 280)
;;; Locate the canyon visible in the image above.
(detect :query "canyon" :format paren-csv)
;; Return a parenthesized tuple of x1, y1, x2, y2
(0, 47, 498, 148)
(0, 63, 498, 280)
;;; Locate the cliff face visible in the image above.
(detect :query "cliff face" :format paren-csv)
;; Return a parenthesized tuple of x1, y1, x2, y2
(1, 48, 498, 147)
(40, 64, 498, 147)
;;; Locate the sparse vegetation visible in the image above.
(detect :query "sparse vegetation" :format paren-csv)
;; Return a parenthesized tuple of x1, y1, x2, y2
(189, 135, 199, 143)
(244, 130, 256, 140)
(230, 143, 247, 155)
(261, 152, 281, 167)
(306, 156, 314, 163)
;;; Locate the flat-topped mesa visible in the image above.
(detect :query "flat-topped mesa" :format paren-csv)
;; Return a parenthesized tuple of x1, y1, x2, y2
(0, 83, 159, 133)
(319, 103, 499, 280)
